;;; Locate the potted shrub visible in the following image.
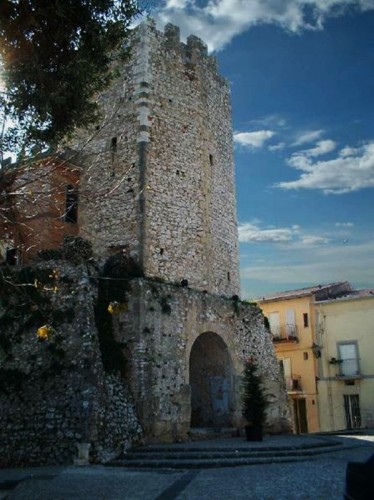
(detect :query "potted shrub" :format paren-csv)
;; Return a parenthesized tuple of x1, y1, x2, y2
(241, 358, 268, 441)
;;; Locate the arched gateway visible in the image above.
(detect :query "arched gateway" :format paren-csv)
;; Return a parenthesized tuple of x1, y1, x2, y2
(189, 332, 233, 428)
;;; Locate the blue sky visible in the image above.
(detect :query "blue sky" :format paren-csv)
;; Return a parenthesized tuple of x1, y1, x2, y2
(153, 0, 374, 298)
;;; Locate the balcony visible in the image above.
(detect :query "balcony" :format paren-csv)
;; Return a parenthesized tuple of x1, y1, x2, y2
(285, 375, 303, 392)
(271, 324, 299, 343)
(330, 357, 362, 381)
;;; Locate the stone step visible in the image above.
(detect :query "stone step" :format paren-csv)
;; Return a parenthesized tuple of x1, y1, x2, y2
(187, 428, 235, 441)
(131, 439, 341, 454)
(109, 438, 354, 469)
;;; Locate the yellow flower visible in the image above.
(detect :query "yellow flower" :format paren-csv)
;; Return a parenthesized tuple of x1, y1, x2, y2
(37, 325, 52, 340)
(108, 301, 128, 315)
(108, 302, 116, 314)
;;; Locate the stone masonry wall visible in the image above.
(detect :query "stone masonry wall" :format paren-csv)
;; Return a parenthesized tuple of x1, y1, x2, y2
(0, 262, 142, 467)
(142, 23, 239, 296)
(0, 261, 289, 465)
(72, 20, 239, 297)
(114, 279, 290, 442)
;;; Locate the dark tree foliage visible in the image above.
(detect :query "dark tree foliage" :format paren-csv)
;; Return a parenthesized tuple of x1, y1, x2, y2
(241, 359, 268, 427)
(0, 0, 139, 152)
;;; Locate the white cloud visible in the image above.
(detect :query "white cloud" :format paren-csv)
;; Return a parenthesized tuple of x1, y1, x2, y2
(234, 130, 275, 148)
(278, 141, 374, 193)
(292, 129, 324, 146)
(335, 222, 354, 227)
(289, 138, 336, 163)
(287, 139, 337, 170)
(269, 142, 286, 151)
(300, 235, 329, 245)
(339, 146, 359, 157)
(238, 221, 330, 246)
(164, 0, 190, 8)
(238, 222, 296, 242)
(155, 1, 374, 52)
(247, 115, 288, 129)
(303, 139, 337, 157)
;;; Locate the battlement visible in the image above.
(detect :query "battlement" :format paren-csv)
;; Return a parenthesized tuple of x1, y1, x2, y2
(133, 19, 225, 85)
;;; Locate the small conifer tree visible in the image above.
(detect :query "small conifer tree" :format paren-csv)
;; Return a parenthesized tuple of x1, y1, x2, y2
(242, 358, 268, 427)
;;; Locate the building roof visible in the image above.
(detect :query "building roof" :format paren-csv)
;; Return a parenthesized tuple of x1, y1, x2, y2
(315, 288, 374, 304)
(257, 282, 352, 303)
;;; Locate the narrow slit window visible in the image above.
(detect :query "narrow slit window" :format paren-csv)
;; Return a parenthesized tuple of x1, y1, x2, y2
(209, 154, 214, 166)
(303, 313, 309, 328)
(65, 185, 78, 223)
(111, 137, 117, 153)
(110, 137, 117, 165)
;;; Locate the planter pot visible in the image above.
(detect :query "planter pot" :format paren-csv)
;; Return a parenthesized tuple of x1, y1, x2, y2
(74, 442, 91, 466)
(245, 425, 263, 442)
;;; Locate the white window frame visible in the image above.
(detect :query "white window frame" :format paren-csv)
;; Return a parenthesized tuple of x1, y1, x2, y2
(337, 341, 360, 377)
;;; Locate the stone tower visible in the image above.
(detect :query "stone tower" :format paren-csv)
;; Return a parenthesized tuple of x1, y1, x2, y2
(77, 19, 239, 297)
(73, 20, 289, 441)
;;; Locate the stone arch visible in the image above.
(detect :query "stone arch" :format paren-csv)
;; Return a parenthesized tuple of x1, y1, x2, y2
(189, 332, 233, 428)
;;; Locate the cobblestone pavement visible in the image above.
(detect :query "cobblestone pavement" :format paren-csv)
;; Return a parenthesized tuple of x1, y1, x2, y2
(1, 434, 373, 499)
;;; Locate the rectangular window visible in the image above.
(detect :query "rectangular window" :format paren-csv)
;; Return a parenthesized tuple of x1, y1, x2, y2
(268, 312, 280, 337)
(65, 185, 78, 223)
(343, 394, 361, 429)
(286, 308, 296, 336)
(303, 313, 309, 328)
(338, 342, 360, 376)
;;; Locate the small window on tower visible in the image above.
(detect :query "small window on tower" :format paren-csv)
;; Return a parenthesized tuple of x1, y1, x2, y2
(110, 137, 117, 165)
(65, 185, 78, 223)
(227, 271, 231, 282)
(209, 154, 214, 166)
(110, 137, 117, 153)
(6, 248, 17, 265)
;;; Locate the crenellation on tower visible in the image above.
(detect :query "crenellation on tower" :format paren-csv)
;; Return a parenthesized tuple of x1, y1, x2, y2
(186, 34, 208, 59)
(164, 22, 181, 45)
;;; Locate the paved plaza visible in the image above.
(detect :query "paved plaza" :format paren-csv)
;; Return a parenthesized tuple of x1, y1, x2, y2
(1, 434, 373, 499)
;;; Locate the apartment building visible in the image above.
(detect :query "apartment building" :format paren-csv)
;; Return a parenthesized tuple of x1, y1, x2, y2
(315, 289, 374, 431)
(258, 282, 352, 433)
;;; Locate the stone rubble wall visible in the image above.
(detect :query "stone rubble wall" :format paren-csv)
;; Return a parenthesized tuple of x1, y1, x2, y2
(115, 279, 290, 442)
(142, 22, 240, 296)
(0, 263, 142, 467)
(0, 262, 289, 466)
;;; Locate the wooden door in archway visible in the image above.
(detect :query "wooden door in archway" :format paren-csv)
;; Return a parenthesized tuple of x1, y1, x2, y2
(189, 332, 232, 427)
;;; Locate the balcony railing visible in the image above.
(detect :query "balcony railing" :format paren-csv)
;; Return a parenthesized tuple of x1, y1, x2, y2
(271, 324, 299, 343)
(285, 375, 302, 392)
(330, 357, 362, 380)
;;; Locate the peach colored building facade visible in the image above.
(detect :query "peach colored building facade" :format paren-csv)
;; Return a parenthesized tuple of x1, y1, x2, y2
(258, 282, 352, 434)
